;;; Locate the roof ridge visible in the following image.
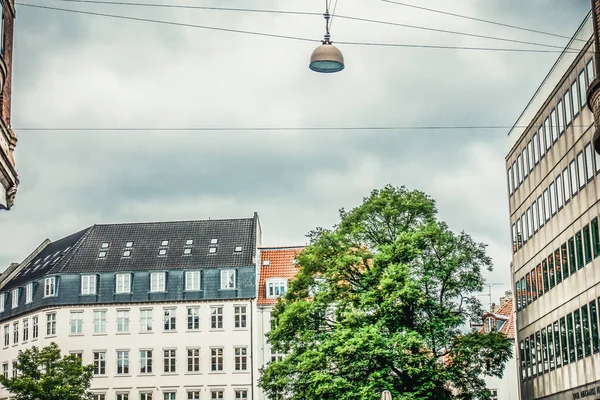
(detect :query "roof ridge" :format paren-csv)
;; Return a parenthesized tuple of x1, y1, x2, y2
(93, 216, 256, 227)
(259, 246, 305, 250)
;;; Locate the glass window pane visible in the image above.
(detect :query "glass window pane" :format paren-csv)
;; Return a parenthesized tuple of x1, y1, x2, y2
(538, 196, 544, 227)
(516, 281, 522, 311)
(536, 264, 543, 297)
(565, 91, 573, 126)
(558, 99, 565, 134)
(577, 152, 586, 189)
(533, 133, 540, 164)
(522, 149, 529, 178)
(542, 328, 549, 372)
(584, 224, 592, 263)
(542, 260, 549, 293)
(585, 144, 594, 181)
(582, 305, 591, 357)
(531, 268, 538, 300)
(518, 155, 523, 184)
(548, 255, 555, 289)
(572, 81, 580, 116)
(580, 71, 587, 108)
(539, 127, 546, 157)
(543, 189, 550, 221)
(512, 161, 518, 190)
(561, 317, 569, 365)
(508, 167, 513, 195)
(556, 175, 564, 209)
(527, 208, 533, 239)
(574, 310, 583, 360)
(549, 182, 557, 215)
(569, 237, 577, 275)
(561, 243, 570, 280)
(592, 218, 600, 258)
(567, 313, 576, 363)
(591, 300, 599, 353)
(526, 273, 532, 304)
(576, 231, 584, 269)
(553, 321, 561, 367)
(570, 160, 578, 196)
(555, 248, 562, 284)
(551, 109, 558, 142)
(588, 59, 595, 85)
(544, 118, 551, 150)
(528, 141, 534, 171)
(563, 168, 571, 203)
(532, 202, 539, 232)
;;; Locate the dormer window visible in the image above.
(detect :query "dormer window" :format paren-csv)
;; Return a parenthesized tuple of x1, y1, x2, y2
(266, 278, 287, 298)
(235, 246, 243, 252)
(44, 277, 56, 297)
(484, 317, 496, 333)
(220, 270, 236, 290)
(101, 242, 110, 249)
(81, 275, 97, 295)
(150, 272, 166, 292)
(161, 240, 169, 246)
(125, 242, 134, 248)
(11, 289, 18, 309)
(116, 274, 131, 294)
(25, 283, 33, 304)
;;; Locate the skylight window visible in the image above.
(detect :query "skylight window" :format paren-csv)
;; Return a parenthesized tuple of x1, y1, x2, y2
(211, 239, 218, 244)
(209, 247, 217, 254)
(158, 249, 167, 256)
(263, 260, 271, 266)
(235, 246, 243, 252)
(186, 239, 194, 245)
(184, 248, 192, 255)
(125, 242, 133, 248)
(123, 250, 131, 257)
(101, 242, 110, 249)
(161, 240, 169, 246)
(98, 251, 107, 258)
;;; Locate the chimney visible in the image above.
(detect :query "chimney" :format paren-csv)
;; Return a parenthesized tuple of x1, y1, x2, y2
(587, 0, 600, 154)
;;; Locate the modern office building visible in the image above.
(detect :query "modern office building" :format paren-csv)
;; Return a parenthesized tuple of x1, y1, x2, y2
(0, 0, 17, 210)
(253, 246, 303, 400)
(507, 10, 600, 400)
(0, 215, 262, 400)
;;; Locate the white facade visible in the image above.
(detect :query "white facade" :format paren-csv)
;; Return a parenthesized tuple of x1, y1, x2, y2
(0, 300, 254, 400)
(484, 342, 519, 400)
(253, 305, 276, 400)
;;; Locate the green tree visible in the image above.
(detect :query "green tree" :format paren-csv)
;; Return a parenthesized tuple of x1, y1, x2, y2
(260, 185, 513, 400)
(0, 342, 94, 400)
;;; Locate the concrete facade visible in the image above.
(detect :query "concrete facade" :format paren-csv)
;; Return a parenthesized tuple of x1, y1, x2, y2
(507, 11, 600, 400)
(0, 0, 17, 210)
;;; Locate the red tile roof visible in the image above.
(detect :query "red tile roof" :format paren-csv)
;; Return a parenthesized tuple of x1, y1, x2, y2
(479, 298, 515, 339)
(257, 247, 304, 306)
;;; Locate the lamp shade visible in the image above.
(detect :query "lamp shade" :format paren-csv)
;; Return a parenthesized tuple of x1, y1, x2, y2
(309, 43, 344, 73)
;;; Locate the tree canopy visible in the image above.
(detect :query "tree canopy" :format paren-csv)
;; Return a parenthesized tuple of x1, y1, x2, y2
(259, 185, 513, 400)
(0, 342, 94, 400)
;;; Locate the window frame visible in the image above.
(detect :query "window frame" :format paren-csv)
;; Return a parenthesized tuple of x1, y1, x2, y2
(25, 283, 33, 304)
(220, 269, 236, 290)
(266, 278, 288, 298)
(69, 311, 84, 335)
(44, 277, 56, 298)
(81, 275, 97, 296)
(577, 151, 586, 190)
(150, 272, 166, 293)
(185, 271, 201, 292)
(115, 274, 131, 294)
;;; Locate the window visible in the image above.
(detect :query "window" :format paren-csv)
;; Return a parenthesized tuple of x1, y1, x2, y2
(576, 231, 584, 269)
(588, 59, 595, 84)
(553, 321, 561, 366)
(209, 247, 217, 254)
(542, 190, 549, 221)
(185, 271, 201, 291)
(535, 331, 542, 375)
(187, 348, 200, 372)
(101, 242, 110, 249)
(267, 279, 288, 298)
(211, 391, 224, 400)
(558, 99, 565, 134)
(555, 249, 562, 284)
(163, 309, 176, 331)
(569, 237, 577, 275)
(123, 250, 131, 257)
(533, 133, 540, 164)
(584, 224, 593, 263)
(548, 255, 555, 289)
(522, 149, 528, 178)
(94, 310, 106, 334)
(556, 175, 564, 210)
(46, 313, 56, 336)
(541, 328, 548, 372)
(515, 280, 522, 311)
(572, 81, 581, 116)
(11, 289, 18, 309)
(211, 348, 223, 371)
(548, 325, 556, 370)
(519, 277, 525, 309)
(525, 337, 531, 377)
(234, 306, 247, 328)
(565, 90, 573, 126)
(158, 249, 167, 256)
(117, 310, 130, 333)
(140, 309, 153, 332)
(544, 118, 551, 150)
(12, 361, 17, 378)
(188, 392, 201, 400)
(140, 350, 153, 373)
(235, 246, 243, 252)
(536, 264, 543, 296)
(211, 307, 223, 329)
(562, 243, 569, 280)
(512, 161, 518, 191)
(93, 351, 106, 375)
(150, 272, 166, 292)
(183, 248, 192, 255)
(116, 394, 129, 400)
(574, 310, 583, 360)
(81, 275, 97, 295)
(592, 218, 600, 258)
(567, 313, 576, 363)
(70, 311, 83, 334)
(577, 152, 586, 189)
(12, 322, 17, 344)
(126, 241, 133, 247)
(522, 212, 528, 243)
(585, 143, 594, 181)
(235, 390, 248, 399)
(32, 316, 38, 339)
(1, 363, 6, 379)
(186, 239, 194, 245)
(551, 109, 558, 142)
(532, 202, 539, 232)
(582, 305, 591, 357)
(591, 300, 599, 353)
(44, 277, 56, 297)
(541, 260, 549, 293)
(25, 283, 33, 304)
(116, 274, 131, 294)
(270, 347, 285, 362)
(187, 307, 200, 330)
(549, 183, 557, 215)
(161, 240, 169, 246)
(93, 394, 106, 400)
(512, 224, 517, 252)
(539, 126, 546, 158)
(526, 273, 532, 305)
(562, 168, 570, 203)
(117, 351, 130, 374)
(220, 270, 235, 290)
(234, 347, 247, 371)
(211, 238, 218, 244)
(98, 251, 107, 258)
(537, 196, 544, 228)
(517, 155, 523, 184)
(164, 393, 175, 400)
(163, 349, 176, 373)
(485, 317, 495, 333)
(22, 319, 28, 342)
(570, 160, 578, 196)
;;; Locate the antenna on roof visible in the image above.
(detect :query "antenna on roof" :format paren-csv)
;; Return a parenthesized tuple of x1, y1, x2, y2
(476, 283, 504, 311)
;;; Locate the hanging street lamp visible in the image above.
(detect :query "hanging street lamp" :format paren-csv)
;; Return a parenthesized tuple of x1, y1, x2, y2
(309, 2, 345, 73)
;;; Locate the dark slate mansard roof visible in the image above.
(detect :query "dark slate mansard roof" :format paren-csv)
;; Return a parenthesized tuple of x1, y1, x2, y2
(3, 216, 258, 291)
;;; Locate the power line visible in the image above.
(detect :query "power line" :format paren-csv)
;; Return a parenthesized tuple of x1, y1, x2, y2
(16, 3, 586, 54)
(381, 0, 588, 43)
(36, 0, 569, 50)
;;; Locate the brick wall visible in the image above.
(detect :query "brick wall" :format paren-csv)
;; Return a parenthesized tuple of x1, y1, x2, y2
(0, 1, 15, 127)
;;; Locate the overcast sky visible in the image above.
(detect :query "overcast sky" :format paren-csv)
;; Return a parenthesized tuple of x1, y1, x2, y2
(0, 0, 591, 304)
